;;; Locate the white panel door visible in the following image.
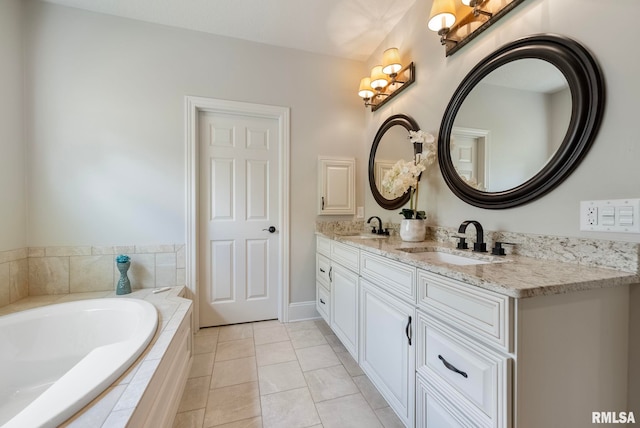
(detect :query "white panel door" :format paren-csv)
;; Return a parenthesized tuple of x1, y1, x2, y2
(451, 127, 489, 190)
(199, 111, 280, 326)
(451, 134, 478, 182)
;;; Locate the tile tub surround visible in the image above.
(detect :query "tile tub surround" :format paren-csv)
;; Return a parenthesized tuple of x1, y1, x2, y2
(318, 231, 640, 298)
(0, 244, 186, 309)
(0, 286, 191, 427)
(0, 248, 28, 307)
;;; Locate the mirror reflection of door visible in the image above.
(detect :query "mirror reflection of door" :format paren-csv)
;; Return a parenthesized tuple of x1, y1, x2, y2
(374, 125, 415, 197)
(451, 127, 488, 190)
(452, 58, 571, 192)
(375, 160, 396, 199)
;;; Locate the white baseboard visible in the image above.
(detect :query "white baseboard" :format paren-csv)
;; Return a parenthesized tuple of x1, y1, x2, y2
(287, 300, 320, 322)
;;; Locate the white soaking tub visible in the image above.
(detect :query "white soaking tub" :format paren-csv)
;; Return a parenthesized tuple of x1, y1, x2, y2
(0, 298, 158, 428)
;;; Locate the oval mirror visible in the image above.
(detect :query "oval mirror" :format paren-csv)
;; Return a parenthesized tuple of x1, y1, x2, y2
(438, 34, 605, 209)
(369, 114, 420, 210)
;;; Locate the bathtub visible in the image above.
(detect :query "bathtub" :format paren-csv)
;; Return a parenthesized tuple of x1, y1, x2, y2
(0, 298, 158, 428)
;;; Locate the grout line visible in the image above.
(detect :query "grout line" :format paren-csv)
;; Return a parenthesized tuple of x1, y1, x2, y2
(178, 319, 393, 428)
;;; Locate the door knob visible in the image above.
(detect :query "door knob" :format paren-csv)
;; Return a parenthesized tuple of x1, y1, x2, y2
(263, 226, 277, 233)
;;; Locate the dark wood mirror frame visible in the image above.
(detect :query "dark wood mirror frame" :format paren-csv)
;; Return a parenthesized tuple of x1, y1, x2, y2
(369, 114, 420, 210)
(438, 34, 605, 209)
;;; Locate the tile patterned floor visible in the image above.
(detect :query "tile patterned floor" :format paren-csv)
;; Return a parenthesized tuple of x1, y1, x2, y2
(172, 319, 404, 428)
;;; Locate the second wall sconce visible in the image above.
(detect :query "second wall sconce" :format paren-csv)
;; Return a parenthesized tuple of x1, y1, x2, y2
(358, 48, 415, 112)
(428, 0, 526, 56)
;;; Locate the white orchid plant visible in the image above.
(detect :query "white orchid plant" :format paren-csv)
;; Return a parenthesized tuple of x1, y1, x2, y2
(381, 130, 437, 219)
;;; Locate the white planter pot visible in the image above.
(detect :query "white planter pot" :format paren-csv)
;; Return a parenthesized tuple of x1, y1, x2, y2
(399, 219, 426, 242)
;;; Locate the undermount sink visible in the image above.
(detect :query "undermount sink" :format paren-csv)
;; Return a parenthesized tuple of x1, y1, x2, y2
(396, 247, 503, 266)
(336, 233, 389, 240)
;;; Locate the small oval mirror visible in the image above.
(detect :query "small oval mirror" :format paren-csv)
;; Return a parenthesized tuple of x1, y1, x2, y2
(369, 114, 420, 210)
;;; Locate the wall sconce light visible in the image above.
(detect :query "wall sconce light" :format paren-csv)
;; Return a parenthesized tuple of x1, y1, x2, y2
(358, 48, 415, 112)
(428, 0, 526, 56)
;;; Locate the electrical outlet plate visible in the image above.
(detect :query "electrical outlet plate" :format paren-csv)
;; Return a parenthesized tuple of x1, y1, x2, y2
(580, 199, 640, 233)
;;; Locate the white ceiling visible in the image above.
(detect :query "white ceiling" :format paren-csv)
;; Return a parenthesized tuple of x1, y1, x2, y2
(41, 0, 417, 61)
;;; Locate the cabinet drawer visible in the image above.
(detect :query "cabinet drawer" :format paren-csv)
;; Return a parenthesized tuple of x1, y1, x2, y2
(416, 374, 482, 428)
(418, 270, 512, 352)
(316, 253, 331, 289)
(330, 240, 359, 272)
(316, 284, 330, 324)
(317, 235, 331, 257)
(417, 313, 510, 427)
(360, 252, 416, 302)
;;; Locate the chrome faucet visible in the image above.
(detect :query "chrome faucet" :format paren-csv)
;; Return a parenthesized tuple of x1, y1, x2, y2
(457, 220, 487, 252)
(367, 216, 388, 235)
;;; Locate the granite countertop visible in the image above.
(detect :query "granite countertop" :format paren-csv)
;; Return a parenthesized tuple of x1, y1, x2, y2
(318, 232, 640, 298)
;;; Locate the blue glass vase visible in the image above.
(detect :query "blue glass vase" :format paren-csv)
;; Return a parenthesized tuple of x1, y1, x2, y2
(116, 261, 132, 295)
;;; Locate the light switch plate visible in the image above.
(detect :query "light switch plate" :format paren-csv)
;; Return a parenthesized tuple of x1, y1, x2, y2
(580, 199, 640, 233)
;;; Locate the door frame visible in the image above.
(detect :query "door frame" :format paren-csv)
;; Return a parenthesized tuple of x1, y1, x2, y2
(452, 126, 491, 189)
(185, 96, 290, 329)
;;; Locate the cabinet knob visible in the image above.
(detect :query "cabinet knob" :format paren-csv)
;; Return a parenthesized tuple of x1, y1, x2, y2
(319, 298, 326, 305)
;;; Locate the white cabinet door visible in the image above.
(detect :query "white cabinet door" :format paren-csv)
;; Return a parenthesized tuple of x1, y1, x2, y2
(318, 157, 355, 215)
(330, 263, 359, 360)
(360, 279, 415, 428)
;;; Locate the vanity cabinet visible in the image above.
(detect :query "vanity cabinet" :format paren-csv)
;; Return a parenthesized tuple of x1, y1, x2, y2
(315, 236, 359, 360)
(316, 234, 632, 428)
(315, 240, 331, 325)
(317, 157, 355, 215)
(416, 312, 510, 428)
(361, 251, 417, 303)
(360, 279, 416, 428)
(416, 268, 512, 428)
(331, 263, 359, 359)
(416, 268, 629, 428)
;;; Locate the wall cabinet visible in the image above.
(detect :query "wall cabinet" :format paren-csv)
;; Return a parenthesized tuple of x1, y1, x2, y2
(360, 279, 415, 428)
(317, 157, 355, 215)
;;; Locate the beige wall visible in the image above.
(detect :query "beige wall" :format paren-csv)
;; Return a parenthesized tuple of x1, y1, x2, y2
(0, 0, 26, 252)
(6, 0, 640, 308)
(362, 0, 640, 244)
(22, 1, 365, 303)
